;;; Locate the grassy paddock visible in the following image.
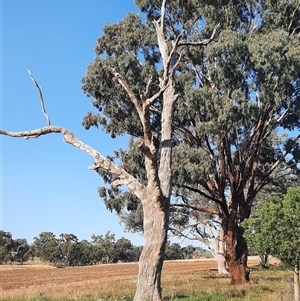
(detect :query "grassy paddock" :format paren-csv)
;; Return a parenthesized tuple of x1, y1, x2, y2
(1, 264, 294, 301)
(161, 267, 293, 301)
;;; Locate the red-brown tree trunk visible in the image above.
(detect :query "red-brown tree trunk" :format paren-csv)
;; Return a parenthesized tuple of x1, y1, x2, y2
(225, 218, 250, 285)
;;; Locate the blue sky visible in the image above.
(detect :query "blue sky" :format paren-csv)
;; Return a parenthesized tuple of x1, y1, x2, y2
(1, 0, 147, 245)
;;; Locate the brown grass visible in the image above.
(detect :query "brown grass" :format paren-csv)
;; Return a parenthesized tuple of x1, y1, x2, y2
(0, 257, 292, 301)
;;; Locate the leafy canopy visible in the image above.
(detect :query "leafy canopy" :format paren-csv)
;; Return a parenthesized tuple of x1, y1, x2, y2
(81, 1, 300, 239)
(243, 187, 300, 268)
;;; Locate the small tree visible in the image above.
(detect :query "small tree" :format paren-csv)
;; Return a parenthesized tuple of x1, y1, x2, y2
(164, 242, 183, 260)
(243, 187, 300, 301)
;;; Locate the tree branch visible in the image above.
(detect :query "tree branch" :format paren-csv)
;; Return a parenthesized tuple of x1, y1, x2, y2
(0, 126, 145, 199)
(27, 70, 51, 126)
(288, 2, 300, 33)
(169, 227, 211, 246)
(108, 66, 143, 120)
(174, 203, 219, 216)
(181, 184, 228, 216)
(144, 82, 170, 108)
(179, 23, 220, 46)
(153, 0, 168, 68)
(255, 134, 300, 193)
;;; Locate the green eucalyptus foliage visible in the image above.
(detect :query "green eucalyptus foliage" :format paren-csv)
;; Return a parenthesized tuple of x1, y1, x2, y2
(82, 12, 160, 138)
(242, 187, 300, 268)
(168, 0, 300, 230)
(81, 0, 300, 238)
(0, 230, 14, 264)
(0, 231, 32, 265)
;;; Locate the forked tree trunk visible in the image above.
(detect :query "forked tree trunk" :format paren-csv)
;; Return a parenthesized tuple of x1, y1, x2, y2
(225, 221, 250, 285)
(134, 192, 170, 301)
(134, 80, 176, 300)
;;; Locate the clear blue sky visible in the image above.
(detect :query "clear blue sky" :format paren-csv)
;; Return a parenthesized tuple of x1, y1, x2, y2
(1, 0, 146, 245)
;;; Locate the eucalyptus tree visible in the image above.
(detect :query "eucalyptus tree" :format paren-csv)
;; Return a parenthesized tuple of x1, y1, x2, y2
(0, 1, 218, 299)
(104, 0, 300, 285)
(171, 0, 300, 284)
(3, 0, 299, 293)
(0, 231, 14, 264)
(0, 232, 31, 265)
(33, 232, 62, 264)
(72, 239, 92, 266)
(172, 212, 229, 275)
(91, 231, 119, 264)
(59, 233, 79, 266)
(13, 238, 31, 264)
(115, 237, 136, 263)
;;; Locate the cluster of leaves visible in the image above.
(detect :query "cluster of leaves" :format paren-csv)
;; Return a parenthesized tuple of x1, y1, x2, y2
(82, 12, 161, 139)
(0, 231, 32, 265)
(242, 187, 300, 269)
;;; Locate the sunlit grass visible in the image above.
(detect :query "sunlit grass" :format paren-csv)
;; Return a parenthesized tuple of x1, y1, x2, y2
(161, 268, 293, 301)
(1, 278, 137, 301)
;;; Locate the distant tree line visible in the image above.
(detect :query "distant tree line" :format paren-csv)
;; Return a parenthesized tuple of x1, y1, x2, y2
(0, 230, 207, 266)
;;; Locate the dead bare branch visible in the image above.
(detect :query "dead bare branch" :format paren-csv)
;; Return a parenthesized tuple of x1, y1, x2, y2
(27, 69, 51, 126)
(0, 126, 145, 199)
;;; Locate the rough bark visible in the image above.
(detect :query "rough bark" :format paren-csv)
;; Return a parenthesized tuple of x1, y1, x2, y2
(134, 193, 170, 301)
(134, 74, 176, 300)
(224, 217, 250, 285)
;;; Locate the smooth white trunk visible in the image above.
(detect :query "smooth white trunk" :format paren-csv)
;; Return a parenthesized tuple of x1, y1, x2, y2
(208, 225, 229, 275)
(216, 253, 229, 275)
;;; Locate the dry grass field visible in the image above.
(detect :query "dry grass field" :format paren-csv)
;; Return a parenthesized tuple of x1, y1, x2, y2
(0, 257, 293, 301)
